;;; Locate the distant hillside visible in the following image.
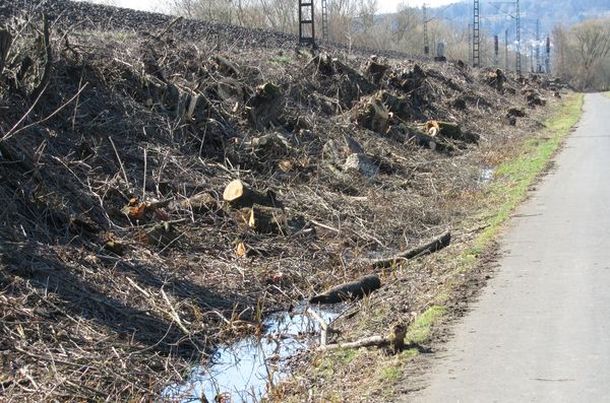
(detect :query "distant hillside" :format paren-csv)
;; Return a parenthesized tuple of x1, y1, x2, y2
(390, 0, 610, 43)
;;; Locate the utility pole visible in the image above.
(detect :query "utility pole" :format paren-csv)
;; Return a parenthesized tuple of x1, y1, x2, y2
(515, 0, 521, 75)
(473, 0, 480, 67)
(468, 23, 472, 65)
(298, 0, 315, 47)
(536, 19, 542, 73)
(505, 28, 509, 70)
(494, 35, 499, 67)
(423, 4, 429, 56)
(546, 35, 551, 74)
(321, 0, 329, 42)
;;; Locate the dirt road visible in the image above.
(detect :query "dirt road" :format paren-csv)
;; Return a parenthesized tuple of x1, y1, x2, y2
(410, 93, 610, 402)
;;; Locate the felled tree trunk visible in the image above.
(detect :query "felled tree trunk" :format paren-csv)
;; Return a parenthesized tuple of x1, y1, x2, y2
(0, 29, 12, 73)
(309, 274, 381, 304)
(368, 231, 451, 269)
(248, 204, 286, 234)
(223, 179, 277, 208)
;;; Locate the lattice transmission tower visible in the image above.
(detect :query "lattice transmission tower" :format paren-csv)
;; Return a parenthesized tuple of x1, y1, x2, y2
(298, 0, 316, 47)
(472, 0, 480, 67)
(321, 0, 329, 42)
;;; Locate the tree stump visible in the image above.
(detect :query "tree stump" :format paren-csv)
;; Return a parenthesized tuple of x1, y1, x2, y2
(247, 204, 286, 234)
(0, 29, 11, 74)
(353, 95, 390, 134)
(365, 57, 389, 84)
(423, 120, 479, 144)
(246, 82, 283, 130)
(223, 179, 277, 208)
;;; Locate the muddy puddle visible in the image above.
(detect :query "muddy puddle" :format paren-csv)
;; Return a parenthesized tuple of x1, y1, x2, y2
(165, 303, 346, 402)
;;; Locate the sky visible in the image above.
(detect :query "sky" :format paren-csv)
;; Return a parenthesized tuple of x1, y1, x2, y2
(85, 0, 461, 15)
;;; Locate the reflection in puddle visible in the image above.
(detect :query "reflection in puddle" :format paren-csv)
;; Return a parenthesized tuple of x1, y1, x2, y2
(479, 167, 494, 184)
(165, 303, 344, 402)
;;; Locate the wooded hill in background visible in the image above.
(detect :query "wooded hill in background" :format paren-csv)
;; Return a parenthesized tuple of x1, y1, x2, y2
(167, 0, 610, 90)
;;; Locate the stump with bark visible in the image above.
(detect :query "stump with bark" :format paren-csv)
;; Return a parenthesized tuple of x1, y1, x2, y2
(353, 94, 390, 134)
(0, 29, 11, 74)
(247, 204, 286, 234)
(246, 82, 283, 130)
(423, 120, 479, 144)
(365, 57, 389, 84)
(223, 179, 277, 208)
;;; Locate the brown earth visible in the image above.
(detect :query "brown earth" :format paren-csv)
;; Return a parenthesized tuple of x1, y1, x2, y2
(0, 2, 564, 401)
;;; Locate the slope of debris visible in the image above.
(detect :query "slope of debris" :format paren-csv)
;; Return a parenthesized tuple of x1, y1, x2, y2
(0, 2, 563, 400)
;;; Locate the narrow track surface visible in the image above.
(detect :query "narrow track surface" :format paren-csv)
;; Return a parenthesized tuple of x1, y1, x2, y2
(411, 93, 610, 402)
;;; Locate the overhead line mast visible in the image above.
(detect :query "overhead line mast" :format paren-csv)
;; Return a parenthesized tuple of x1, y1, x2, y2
(515, 0, 521, 75)
(298, 0, 316, 47)
(472, 0, 480, 67)
(321, 0, 329, 42)
(423, 3, 429, 56)
(535, 18, 541, 72)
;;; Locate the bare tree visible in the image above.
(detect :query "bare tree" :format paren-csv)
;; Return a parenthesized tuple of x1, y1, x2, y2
(574, 19, 610, 89)
(553, 18, 610, 91)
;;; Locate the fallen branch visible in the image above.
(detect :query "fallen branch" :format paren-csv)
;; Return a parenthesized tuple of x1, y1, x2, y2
(319, 335, 387, 351)
(306, 307, 329, 346)
(367, 231, 451, 269)
(160, 288, 190, 335)
(154, 16, 183, 40)
(318, 324, 406, 352)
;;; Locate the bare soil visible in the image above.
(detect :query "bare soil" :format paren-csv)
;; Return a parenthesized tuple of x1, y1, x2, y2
(0, 1, 564, 400)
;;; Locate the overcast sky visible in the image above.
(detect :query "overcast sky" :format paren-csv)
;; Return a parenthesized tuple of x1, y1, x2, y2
(93, 0, 461, 15)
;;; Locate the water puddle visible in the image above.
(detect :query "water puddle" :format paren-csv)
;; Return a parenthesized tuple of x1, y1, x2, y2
(165, 303, 345, 402)
(479, 167, 494, 185)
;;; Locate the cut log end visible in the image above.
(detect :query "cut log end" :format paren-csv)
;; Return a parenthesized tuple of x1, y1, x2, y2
(223, 179, 245, 202)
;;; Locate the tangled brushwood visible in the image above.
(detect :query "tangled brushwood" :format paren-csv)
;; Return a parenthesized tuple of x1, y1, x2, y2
(0, 1, 566, 400)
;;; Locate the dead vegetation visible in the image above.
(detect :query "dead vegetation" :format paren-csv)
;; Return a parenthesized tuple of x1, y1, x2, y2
(0, 6, 563, 401)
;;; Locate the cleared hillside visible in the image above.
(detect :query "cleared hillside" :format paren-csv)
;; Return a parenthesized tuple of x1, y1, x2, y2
(0, 0, 564, 400)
